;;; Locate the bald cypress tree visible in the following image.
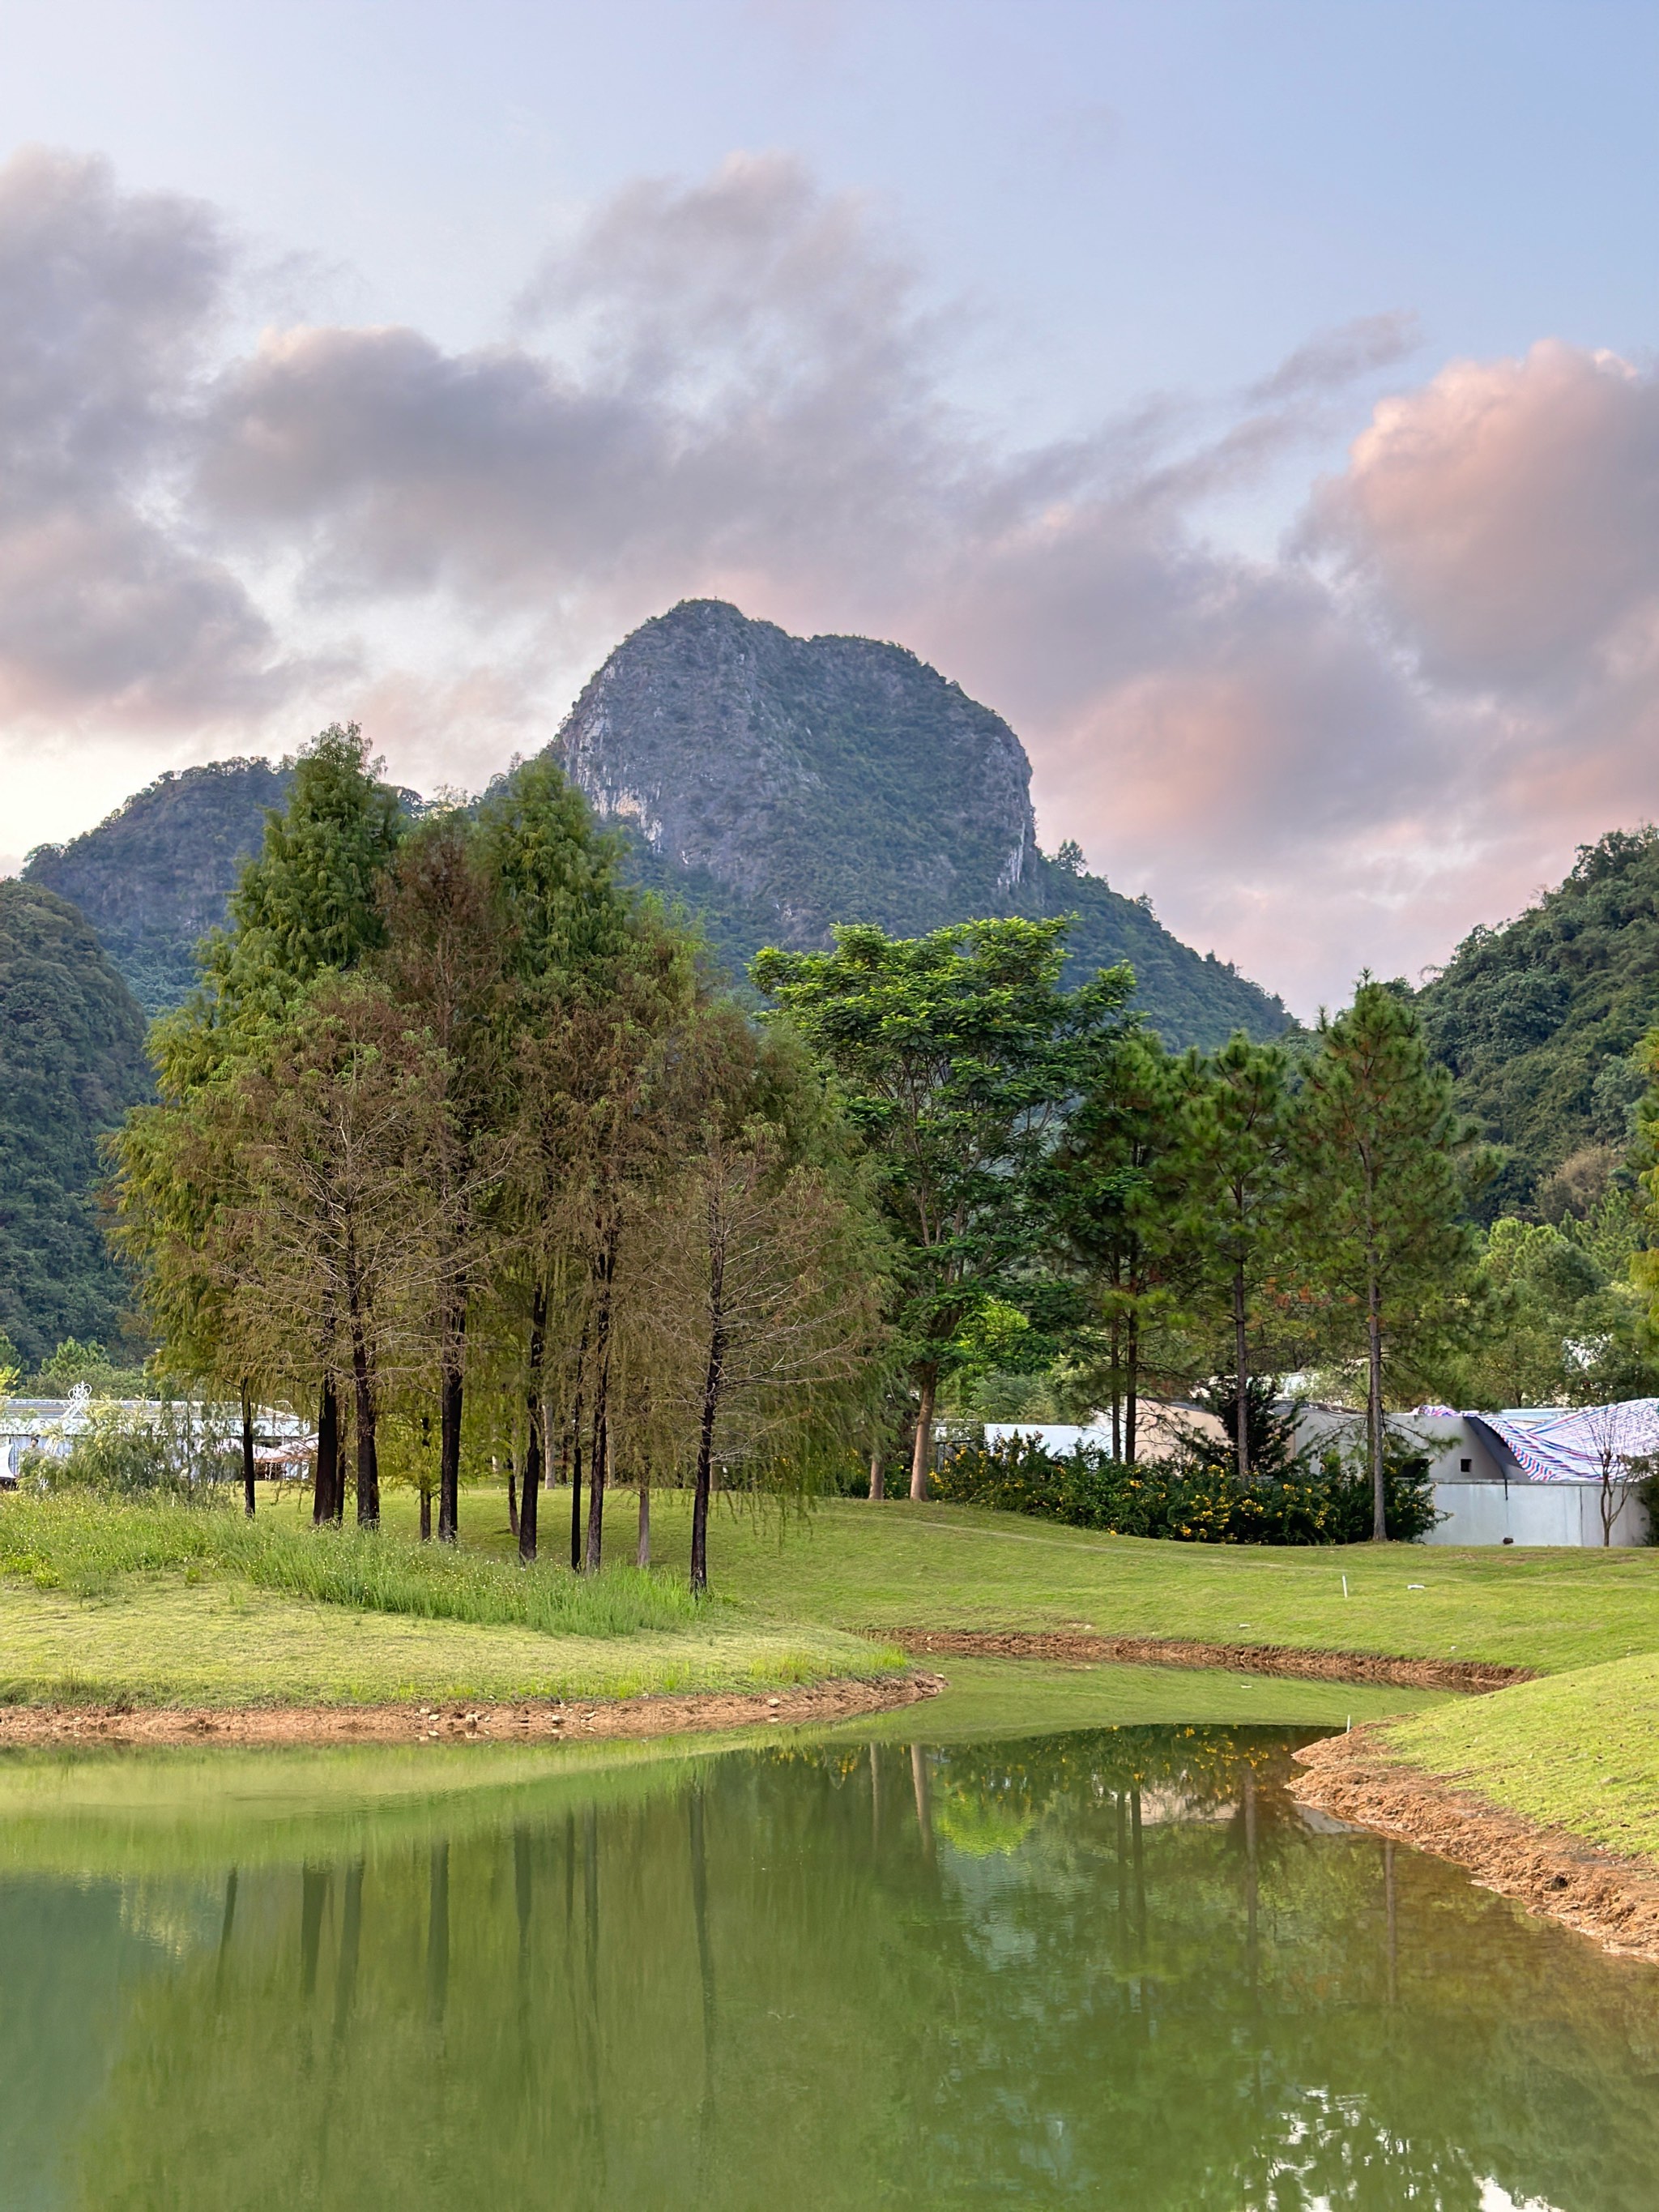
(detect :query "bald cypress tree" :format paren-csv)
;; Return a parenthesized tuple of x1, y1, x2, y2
(115, 725, 406, 1521)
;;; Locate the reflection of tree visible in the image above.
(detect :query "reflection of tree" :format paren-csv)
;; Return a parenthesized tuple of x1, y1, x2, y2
(50, 1727, 1659, 2212)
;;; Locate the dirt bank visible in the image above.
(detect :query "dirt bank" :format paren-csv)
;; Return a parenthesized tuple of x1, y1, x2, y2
(0, 1670, 944, 1749)
(893, 1629, 1530, 1695)
(1292, 1728, 1659, 1962)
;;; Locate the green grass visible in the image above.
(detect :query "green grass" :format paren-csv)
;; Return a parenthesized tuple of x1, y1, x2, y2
(1363, 1658, 1659, 1863)
(452, 1488, 1657, 1677)
(0, 1577, 894, 1707)
(11, 1480, 1659, 1736)
(0, 1492, 696, 1638)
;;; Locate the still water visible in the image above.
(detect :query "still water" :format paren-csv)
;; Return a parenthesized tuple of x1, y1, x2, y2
(0, 1715, 1654, 2211)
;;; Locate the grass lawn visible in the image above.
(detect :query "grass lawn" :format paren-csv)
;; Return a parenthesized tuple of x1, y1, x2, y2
(361, 1484, 1659, 1677)
(1360, 1657, 1659, 1863)
(7, 1478, 1657, 1757)
(0, 1574, 892, 1707)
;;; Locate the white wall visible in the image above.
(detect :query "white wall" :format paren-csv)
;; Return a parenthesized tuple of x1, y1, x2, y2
(1426, 1479, 1648, 1548)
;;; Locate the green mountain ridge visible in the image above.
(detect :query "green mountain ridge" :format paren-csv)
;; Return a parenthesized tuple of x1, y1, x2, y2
(1416, 826, 1659, 1219)
(24, 758, 294, 1015)
(0, 881, 151, 1365)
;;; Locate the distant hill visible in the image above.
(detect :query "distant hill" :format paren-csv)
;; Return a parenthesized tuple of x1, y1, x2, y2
(0, 881, 151, 1364)
(551, 599, 1290, 1050)
(1417, 828, 1659, 1219)
(24, 759, 293, 1014)
(19, 604, 1292, 1051)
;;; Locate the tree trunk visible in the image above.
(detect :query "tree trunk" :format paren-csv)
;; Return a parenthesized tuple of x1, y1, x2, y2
(419, 1484, 432, 1541)
(585, 1411, 607, 1574)
(568, 1317, 590, 1574)
(1367, 1273, 1387, 1540)
(691, 1322, 724, 1598)
(1109, 1312, 1122, 1462)
(585, 1241, 616, 1575)
(636, 1482, 651, 1567)
(240, 1381, 256, 1518)
(505, 1457, 518, 1540)
(520, 1283, 548, 1565)
(1233, 1262, 1251, 1482)
(1125, 1309, 1140, 1467)
(313, 1377, 339, 1526)
(909, 1369, 936, 1501)
(438, 1297, 465, 1544)
(868, 1447, 885, 1501)
(350, 1344, 378, 1527)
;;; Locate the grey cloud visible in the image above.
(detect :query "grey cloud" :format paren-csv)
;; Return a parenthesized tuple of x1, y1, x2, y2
(11, 146, 1657, 1013)
(1247, 311, 1422, 407)
(0, 147, 296, 724)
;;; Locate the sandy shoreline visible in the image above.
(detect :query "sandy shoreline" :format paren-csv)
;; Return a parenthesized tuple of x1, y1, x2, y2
(1291, 1727, 1659, 1963)
(0, 1669, 944, 1748)
(893, 1629, 1530, 1695)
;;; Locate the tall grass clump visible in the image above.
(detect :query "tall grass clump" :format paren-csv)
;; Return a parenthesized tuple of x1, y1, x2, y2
(0, 1494, 701, 1638)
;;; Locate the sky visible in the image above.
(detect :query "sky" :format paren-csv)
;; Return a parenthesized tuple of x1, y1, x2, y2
(1, 0, 1657, 1014)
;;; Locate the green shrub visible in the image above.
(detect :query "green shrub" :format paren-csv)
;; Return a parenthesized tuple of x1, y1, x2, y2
(21, 1399, 237, 1499)
(934, 1433, 1439, 1544)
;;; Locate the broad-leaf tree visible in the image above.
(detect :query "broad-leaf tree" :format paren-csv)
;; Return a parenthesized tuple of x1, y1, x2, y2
(754, 917, 1130, 1497)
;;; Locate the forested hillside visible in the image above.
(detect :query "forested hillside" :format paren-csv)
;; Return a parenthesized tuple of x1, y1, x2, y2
(23, 759, 292, 1012)
(0, 882, 151, 1363)
(554, 600, 1291, 1051)
(1417, 828, 1659, 1217)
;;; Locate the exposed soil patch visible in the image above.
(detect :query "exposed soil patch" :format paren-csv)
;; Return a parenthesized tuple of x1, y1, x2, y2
(1292, 1729, 1659, 1962)
(892, 1629, 1531, 1695)
(0, 1671, 943, 1749)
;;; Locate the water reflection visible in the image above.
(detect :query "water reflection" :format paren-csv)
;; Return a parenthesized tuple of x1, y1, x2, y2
(0, 1724, 1652, 2210)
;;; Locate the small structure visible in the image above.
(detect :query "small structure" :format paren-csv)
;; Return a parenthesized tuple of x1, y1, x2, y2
(0, 1393, 313, 1488)
(983, 1403, 1229, 1465)
(1297, 1401, 1657, 1548)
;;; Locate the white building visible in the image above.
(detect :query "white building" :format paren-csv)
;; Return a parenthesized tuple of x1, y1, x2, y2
(1297, 1401, 1655, 1548)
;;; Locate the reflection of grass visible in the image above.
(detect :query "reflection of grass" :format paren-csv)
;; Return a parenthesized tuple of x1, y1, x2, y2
(0, 1578, 898, 1710)
(836, 1655, 1446, 1749)
(0, 1732, 757, 1878)
(936, 1791, 1035, 1857)
(1368, 1655, 1659, 1864)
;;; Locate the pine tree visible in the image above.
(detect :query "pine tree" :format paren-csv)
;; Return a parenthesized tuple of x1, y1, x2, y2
(1182, 1036, 1293, 1480)
(1296, 980, 1482, 1538)
(1045, 1029, 1193, 1463)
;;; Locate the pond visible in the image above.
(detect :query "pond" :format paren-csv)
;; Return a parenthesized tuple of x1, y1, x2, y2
(0, 1684, 1654, 2210)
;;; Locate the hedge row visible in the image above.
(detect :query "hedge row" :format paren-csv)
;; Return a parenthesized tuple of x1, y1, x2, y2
(932, 1433, 1438, 1544)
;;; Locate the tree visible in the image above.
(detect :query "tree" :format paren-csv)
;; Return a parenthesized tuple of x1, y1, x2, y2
(643, 1022, 886, 1594)
(1295, 980, 1483, 1539)
(118, 725, 407, 1520)
(374, 811, 505, 1543)
(1043, 1030, 1194, 1463)
(1581, 1399, 1648, 1547)
(214, 980, 446, 1528)
(754, 918, 1130, 1497)
(480, 759, 688, 1567)
(1181, 1037, 1294, 1480)
(197, 724, 404, 1040)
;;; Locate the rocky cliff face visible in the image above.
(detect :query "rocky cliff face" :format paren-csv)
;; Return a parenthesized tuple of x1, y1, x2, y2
(553, 600, 1290, 1048)
(556, 599, 1036, 949)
